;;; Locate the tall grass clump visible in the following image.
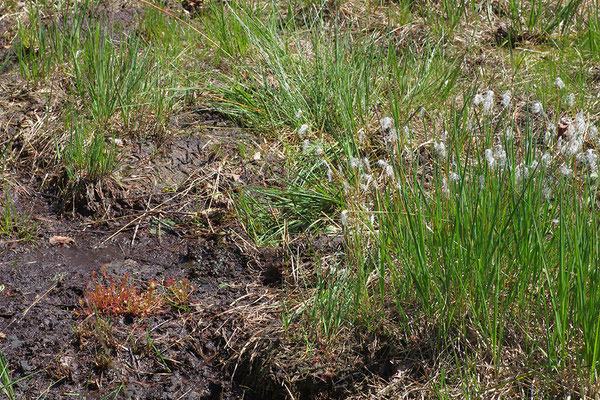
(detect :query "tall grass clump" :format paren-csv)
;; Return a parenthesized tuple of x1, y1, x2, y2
(503, 0, 583, 36)
(330, 87, 600, 391)
(14, 5, 49, 83)
(202, 1, 391, 143)
(237, 161, 344, 245)
(203, 1, 460, 145)
(12, 1, 177, 130)
(57, 114, 120, 192)
(71, 24, 153, 126)
(0, 350, 15, 400)
(1, 142, 37, 242)
(204, 1, 460, 247)
(14, 1, 91, 83)
(416, 0, 587, 41)
(0, 192, 37, 242)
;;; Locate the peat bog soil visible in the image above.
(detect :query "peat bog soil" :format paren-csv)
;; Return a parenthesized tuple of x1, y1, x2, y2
(0, 74, 397, 400)
(0, 3, 408, 398)
(0, 96, 281, 398)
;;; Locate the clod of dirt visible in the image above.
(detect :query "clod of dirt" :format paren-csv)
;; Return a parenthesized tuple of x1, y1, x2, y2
(558, 118, 570, 140)
(49, 235, 75, 245)
(181, 0, 207, 16)
(494, 22, 521, 47)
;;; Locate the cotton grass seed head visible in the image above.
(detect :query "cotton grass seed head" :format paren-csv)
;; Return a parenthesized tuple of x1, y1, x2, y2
(483, 90, 495, 114)
(566, 137, 583, 157)
(542, 186, 552, 200)
(360, 173, 373, 191)
(541, 153, 552, 167)
(588, 150, 598, 173)
(515, 163, 524, 182)
(494, 145, 507, 168)
(384, 128, 398, 144)
(531, 101, 543, 115)
(502, 90, 511, 108)
(380, 117, 394, 132)
(357, 129, 366, 143)
(515, 162, 536, 182)
(375, 159, 387, 169)
(484, 148, 496, 169)
(581, 149, 598, 173)
(555, 77, 565, 89)
(575, 111, 587, 135)
(529, 160, 539, 171)
(302, 140, 311, 154)
(434, 141, 447, 160)
(449, 172, 460, 183)
(341, 210, 348, 228)
(376, 160, 394, 178)
(560, 163, 573, 177)
(384, 164, 394, 178)
(557, 137, 566, 154)
(298, 124, 309, 138)
(566, 93, 575, 107)
(441, 177, 450, 197)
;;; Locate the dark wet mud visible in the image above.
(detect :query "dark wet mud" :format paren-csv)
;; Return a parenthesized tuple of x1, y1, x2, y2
(0, 115, 400, 400)
(0, 4, 404, 398)
(0, 119, 279, 399)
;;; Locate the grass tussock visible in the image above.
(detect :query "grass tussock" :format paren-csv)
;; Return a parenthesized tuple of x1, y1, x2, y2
(0, 189, 37, 243)
(4, 0, 190, 214)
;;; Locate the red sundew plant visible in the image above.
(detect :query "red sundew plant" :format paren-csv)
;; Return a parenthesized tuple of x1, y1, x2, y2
(78, 268, 195, 318)
(163, 278, 195, 309)
(79, 269, 164, 318)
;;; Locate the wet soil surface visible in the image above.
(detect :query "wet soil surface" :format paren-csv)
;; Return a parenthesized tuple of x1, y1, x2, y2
(0, 105, 404, 399)
(0, 60, 288, 396)
(0, 4, 405, 398)
(0, 108, 282, 399)
(1, 231, 256, 399)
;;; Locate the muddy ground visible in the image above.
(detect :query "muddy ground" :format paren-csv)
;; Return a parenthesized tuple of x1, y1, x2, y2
(1, 98, 280, 399)
(0, 76, 415, 399)
(0, 83, 403, 400)
(0, 3, 414, 398)
(0, 103, 409, 399)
